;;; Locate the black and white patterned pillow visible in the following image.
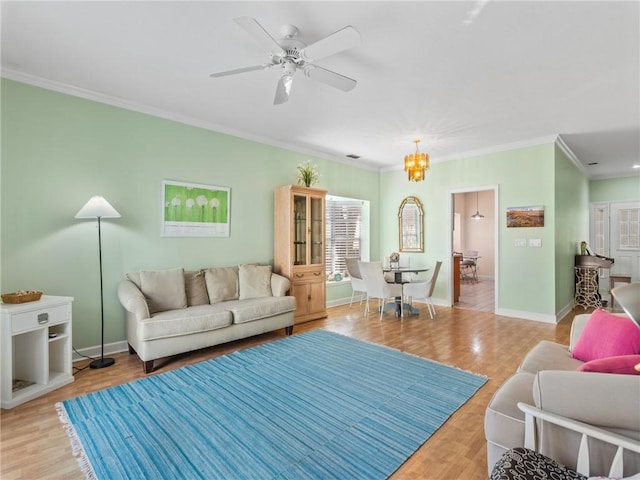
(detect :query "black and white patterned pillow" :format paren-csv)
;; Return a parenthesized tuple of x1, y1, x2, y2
(490, 447, 587, 480)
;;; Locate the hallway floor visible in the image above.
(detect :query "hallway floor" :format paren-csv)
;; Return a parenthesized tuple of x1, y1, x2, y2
(456, 276, 495, 313)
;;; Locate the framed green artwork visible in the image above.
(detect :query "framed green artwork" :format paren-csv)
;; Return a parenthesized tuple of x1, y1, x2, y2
(162, 180, 231, 237)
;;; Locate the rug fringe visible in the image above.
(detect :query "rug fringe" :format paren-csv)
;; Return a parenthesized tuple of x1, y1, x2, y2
(56, 402, 98, 480)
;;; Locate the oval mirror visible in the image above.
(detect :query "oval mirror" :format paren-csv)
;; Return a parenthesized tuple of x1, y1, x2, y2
(398, 196, 424, 252)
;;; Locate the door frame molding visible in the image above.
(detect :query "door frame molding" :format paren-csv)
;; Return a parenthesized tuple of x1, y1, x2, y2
(447, 185, 499, 310)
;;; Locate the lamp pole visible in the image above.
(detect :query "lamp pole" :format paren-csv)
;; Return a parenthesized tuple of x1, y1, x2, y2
(75, 196, 120, 369)
(90, 216, 114, 368)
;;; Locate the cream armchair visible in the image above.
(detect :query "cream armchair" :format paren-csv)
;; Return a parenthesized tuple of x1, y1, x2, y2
(485, 312, 640, 476)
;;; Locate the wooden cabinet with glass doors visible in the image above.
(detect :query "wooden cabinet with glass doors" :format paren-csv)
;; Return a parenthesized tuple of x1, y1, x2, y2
(274, 185, 327, 323)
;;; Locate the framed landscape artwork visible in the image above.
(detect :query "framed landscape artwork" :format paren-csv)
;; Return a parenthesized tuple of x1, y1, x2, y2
(162, 180, 230, 237)
(506, 205, 544, 228)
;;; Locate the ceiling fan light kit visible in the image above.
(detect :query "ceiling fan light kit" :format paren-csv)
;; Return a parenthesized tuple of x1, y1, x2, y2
(210, 17, 361, 105)
(404, 140, 430, 182)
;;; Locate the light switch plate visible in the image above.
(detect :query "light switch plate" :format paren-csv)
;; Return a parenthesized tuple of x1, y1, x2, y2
(515, 239, 526, 247)
(529, 238, 542, 247)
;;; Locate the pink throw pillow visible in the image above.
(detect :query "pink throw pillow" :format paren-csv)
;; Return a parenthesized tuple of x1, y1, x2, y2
(572, 309, 640, 362)
(577, 355, 640, 375)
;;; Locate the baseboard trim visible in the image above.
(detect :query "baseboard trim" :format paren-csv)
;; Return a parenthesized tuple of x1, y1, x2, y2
(327, 295, 366, 308)
(494, 308, 558, 324)
(73, 340, 129, 363)
(556, 301, 575, 323)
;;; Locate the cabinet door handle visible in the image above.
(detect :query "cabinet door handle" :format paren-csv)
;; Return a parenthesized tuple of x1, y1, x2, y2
(294, 273, 304, 278)
(313, 271, 321, 276)
(307, 294, 312, 301)
(38, 313, 49, 324)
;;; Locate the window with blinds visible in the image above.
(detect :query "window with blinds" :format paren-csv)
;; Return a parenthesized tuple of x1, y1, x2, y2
(325, 196, 364, 279)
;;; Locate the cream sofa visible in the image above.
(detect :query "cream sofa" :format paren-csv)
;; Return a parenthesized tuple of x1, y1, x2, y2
(117, 264, 296, 373)
(485, 313, 640, 477)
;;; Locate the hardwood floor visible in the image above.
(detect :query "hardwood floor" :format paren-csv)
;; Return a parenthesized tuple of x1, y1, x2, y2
(0, 303, 581, 480)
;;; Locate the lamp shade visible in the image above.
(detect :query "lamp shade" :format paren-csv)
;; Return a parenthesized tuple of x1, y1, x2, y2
(611, 282, 640, 328)
(75, 196, 121, 219)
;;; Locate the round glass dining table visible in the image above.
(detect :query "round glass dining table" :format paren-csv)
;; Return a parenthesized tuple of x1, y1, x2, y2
(382, 267, 430, 315)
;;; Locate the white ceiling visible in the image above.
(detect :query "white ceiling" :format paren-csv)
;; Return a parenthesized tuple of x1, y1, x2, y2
(2, 1, 639, 179)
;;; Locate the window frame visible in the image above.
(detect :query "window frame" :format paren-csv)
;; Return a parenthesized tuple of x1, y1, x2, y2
(325, 195, 370, 283)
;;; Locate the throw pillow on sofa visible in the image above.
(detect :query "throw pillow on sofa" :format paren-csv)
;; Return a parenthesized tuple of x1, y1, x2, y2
(238, 264, 273, 300)
(577, 354, 640, 375)
(184, 271, 209, 306)
(204, 266, 239, 303)
(572, 309, 640, 362)
(139, 268, 188, 315)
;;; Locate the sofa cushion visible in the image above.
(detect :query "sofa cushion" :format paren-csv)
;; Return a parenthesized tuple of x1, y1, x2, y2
(223, 296, 297, 324)
(204, 266, 239, 304)
(518, 340, 583, 375)
(532, 371, 640, 476)
(533, 370, 640, 431)
(485, 372, 535, 451)
(139, 268, 188, 315)
(184, 270, 209, 306)
(238, 264, 273, 300)
(138, 305, 233, 341)
(577, 355, 640, 375)
(572, 309, 640, 362)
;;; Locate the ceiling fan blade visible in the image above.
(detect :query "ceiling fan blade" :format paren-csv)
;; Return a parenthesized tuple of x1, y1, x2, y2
(274, 75, 293, 105)
(234, 16, 285, 55)
(300, 26, 361, 61)
(303, 65, 357, 92)
(209, 64, 273, 78)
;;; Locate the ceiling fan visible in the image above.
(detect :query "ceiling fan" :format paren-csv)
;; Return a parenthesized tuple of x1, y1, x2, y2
(210, 17, 361, 105)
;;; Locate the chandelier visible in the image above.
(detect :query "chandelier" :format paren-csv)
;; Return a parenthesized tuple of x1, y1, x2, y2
(404, 139, 430, 182)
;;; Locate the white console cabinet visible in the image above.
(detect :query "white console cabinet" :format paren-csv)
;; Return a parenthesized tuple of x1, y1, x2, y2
(1, 295, 74, 409)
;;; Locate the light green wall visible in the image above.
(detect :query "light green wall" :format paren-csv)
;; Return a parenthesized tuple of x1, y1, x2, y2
(380, 143, 563, 317)
(554, 145, 589, 310)
(3, 78, 632, 349)
(0, 79, 379, 348)
(589, 176, 640, 202)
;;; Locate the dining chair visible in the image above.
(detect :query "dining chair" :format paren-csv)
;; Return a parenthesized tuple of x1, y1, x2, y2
(359, 261, 404, 320)
(461, 250, 478, 283)
(402, 261, 442, 319)
(344, 257, 367, 308)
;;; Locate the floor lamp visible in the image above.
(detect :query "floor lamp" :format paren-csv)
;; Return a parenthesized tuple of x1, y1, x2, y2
(75, 196, 121, 369)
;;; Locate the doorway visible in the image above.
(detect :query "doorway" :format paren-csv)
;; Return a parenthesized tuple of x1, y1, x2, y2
(590, 201, 640, 304)
(450, 187, 498, 312)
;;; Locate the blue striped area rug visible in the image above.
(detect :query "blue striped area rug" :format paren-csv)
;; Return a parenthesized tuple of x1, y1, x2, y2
(57, 329, 486, 479)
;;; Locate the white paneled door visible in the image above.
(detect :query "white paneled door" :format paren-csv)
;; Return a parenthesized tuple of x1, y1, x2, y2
(610, 202, 640, 282)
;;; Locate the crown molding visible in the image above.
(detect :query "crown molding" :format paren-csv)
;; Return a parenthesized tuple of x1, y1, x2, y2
(555, 134, 590, 178)
(1, 69, 380, 173)
(0, 70, 601, 178)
